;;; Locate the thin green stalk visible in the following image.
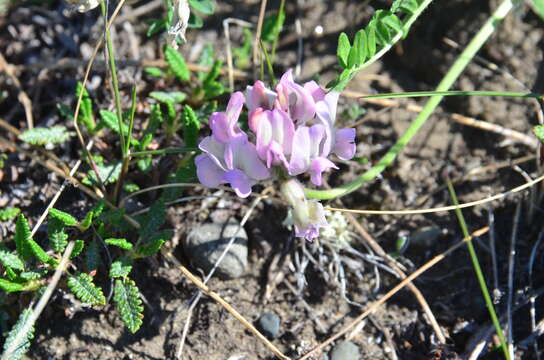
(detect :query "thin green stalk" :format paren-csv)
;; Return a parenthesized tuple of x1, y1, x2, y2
(306, 0, 518, 200)
(360, 90, 542, 100)
(130, 147, 198, 157)
(101, 1, 126, 158)
(259, 39, 275, 85)
(446, 180, 510, 360)
(125, 86, 137, 155)
(116, 87, 138, 203)
(270, 0, 285, 61)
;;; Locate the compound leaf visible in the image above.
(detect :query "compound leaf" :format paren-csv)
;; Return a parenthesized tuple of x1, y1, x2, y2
(114, 278, 144, 333)
(67, 273, 106, 306)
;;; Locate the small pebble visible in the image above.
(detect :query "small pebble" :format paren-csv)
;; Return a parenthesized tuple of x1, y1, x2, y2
(185, 221, 248, 279)
(257, 312, 281, 339)
(329, 341, 360, 360)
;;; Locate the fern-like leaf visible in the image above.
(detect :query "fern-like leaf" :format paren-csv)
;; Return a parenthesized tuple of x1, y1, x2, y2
(97, 110, 129, 136)
(330, 0, 432, 91)
(135, 232, 168, 257)
(14, 215, 32, 261)
(18, 126, 71, 146)
(67, 273, 106, 306)
(0, 278, 25, 292)
(48, 208, 78, 226)
(165, 45, 190, 82)
(47, 218, 68, 253)
(0, 207, 21, 222)
(109, 257, 133, 278)
(2, 309, 34, 360)
(0, 246, 24, 271)
(149, 91, 187, 104)
(139, 200, 166, 240)
(76, 81, 95, 132)
(182, 105, 200, 148)
(105, 238, 133, 250)
(114, 278, 144, 333)
(82, 161, 122, 186)
(71, 240, 85, 259)
(85, 239, 101, 273)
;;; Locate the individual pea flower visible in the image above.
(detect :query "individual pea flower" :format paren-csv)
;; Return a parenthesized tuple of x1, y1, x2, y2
(287, 124, 338, 186)
(195, 92, 270, 197)
(253, 108, 295, 168)
(315, 91, 356, 161)
(281, 178, 328, 241)
(274, 70, 316, 125)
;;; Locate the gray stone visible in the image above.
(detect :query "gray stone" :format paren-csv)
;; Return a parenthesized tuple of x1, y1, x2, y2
(330, 341, 360, 360)
(185, 221, 248, 279)
(257, 312, 281, 339)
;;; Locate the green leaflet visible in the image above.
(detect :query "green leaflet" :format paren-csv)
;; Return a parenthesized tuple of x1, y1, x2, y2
(0, 278, 25, 292)
(165, 45, 190, 82)
(2, 309, 34, 360)
(48, 208, 78, 226)
(114, 278, 144, 333)
(109, 257, 133, 278)
(47, 218, 68, 253)
(67, 273, 106, 306)
(0, 246, 24, 271)
(105, 238, 133, 250)
(14, 215, 32, 261)
(18, 126, 71, 146)
(0, 207, 21, 222)
(182, 105, 200, 148)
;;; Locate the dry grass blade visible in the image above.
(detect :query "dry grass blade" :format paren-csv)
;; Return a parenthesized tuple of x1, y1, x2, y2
(326, 173, 544, 215)
(0, 52, 34, 129)
(176, 263, 291, 360)
(298, 226, 489, 360)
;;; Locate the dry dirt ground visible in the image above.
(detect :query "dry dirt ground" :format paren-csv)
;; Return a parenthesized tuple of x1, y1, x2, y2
(2, 0, 544, 359)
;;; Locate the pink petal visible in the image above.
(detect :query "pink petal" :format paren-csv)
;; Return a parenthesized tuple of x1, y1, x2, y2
(309, 157, 338, 186)
(222, 169, 253, 198)
(226, 91, 244, 124)
(229, 137, 270, 181)
(276, 69, 316, 124)
(245, 81, 277, 112)
(288, 126, 311, 176)
(334, 128, 356, 160)
(303, 81, 326, 102)
(195, 154, 224, 188)
(198, 136, 227, 170)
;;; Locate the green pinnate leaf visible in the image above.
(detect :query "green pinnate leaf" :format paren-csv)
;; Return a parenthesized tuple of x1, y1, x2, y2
(85, 239, 101, 273)
(67, 273, 106, 306)
(189, 0, 214, 14)
(337, 33, 351, 69)
(76, 81, 95, 132)
(144, 67, 165, 77)
(165, 45, 190, 82)
(182, 105, 200, 148)
(0, 207, 21, 222)
(261, 10, 285, 43)
(149, 91, 187, 104)
(114, 278, 144, 333)
(135, 231, 169, 257)
(139, 200, 166, 240)
(0, 278, 25, 292)
(110, 257, 133, 278)
(348, 29, 368, 68)
(48, 208, 78, 226)
(105, 238, 133, 250)
(83, 161, 122, 186)
(18, 126, 71, 146)
(15, 215, 32, 261)
(47, 218, 68, 253)
(2, 309, 34, 360)
(71, 240, 85, 259)
(97, 110, 129, 136)
(19, 269, 48, 280)
(0, 247, 24, 271)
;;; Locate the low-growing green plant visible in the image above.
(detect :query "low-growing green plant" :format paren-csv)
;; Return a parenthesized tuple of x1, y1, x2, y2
(0, 199, 168, 356)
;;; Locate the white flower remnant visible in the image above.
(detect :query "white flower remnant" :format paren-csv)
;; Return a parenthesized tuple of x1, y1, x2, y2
(320, 210, 352, 244)
(168, 0, 191, 48)
(64, 0, 102, 12)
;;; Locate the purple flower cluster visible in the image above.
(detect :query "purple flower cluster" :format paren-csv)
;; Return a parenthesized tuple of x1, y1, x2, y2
(195, 70, 356, 240)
